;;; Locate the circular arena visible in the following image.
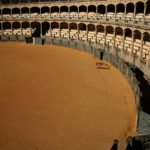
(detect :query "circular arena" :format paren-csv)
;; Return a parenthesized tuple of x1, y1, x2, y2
(0, 0, 150, 149)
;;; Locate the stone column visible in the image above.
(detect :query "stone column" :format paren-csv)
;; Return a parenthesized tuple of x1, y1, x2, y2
(96, 5, 98, 20)
(86, 6, 88, 20)
(39, 7, 41, 19)
(68, 24, 70, 40)
(121, 29, 126, 58)
(95, 26, 97, 45)
(77, 24, 79, 41)
(49, 23, 51, 38)
(68, 6, 70, 19)
(114, 5, 117, 22)
(59, 7, 60, 19)
(104, 27, 106, 49)
(113, 30, 116, 54)
(86, 24, 88, 42)
(49, 7, 51, 18)
(133, 4, 136, 24)
(140, 32, 144, 61)
(105, 6, 107, 21)
(124, 5, 127, 22)
(143, 3, 147, 24)
(78, 7, 79, 20)
(40, 22, 42, 37)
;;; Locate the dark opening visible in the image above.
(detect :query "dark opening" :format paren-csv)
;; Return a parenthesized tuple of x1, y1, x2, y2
(70, 23, 77, 30)
(136, 2, 144, 14)
(126, 3, 134, 13)
(12, 8, 20, 14)
(21, 7, 29, 14)
(97, 5, 105, 14)
(70, 6, 78, 12)
(51, 6, 59, 13)
(88, 5, 96, 13)
(3, 22, 11, 29)
(60, 6, 68, 12)
(107, 4, 115, 13)
(31, 22, 41, 37)
(79, 23, 86, 30)
(42, 22, 50, 35)
(12, 22, 20, 29)
(2, 8, 11, 15)
(41, 6, 50, 13)
(79, 5, 87, 12)
(117, 3, 125, 13)
(22, 21, 30, 28)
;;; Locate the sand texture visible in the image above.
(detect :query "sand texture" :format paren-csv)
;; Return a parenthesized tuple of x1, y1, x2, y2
(0, 42, 137, 150)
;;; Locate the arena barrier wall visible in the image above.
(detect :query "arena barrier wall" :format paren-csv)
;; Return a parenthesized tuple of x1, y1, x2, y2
(0, 37, 149, 135)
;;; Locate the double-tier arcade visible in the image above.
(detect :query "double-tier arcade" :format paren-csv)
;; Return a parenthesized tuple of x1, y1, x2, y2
(0, 0, 150, 149)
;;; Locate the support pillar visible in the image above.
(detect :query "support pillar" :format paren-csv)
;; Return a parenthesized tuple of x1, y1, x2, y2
(104, 27, 106, 49)
(86, 25, 88, 42)
(68, 7, 70, 19)
(143, 3, 147, 25)
(124, 5, 127, 22)
(114, 5, 117, 22)
(121, 29, 126, 58)
(105, 6, 107, 21)
(95, 26, 97, 45)
(77, 24, 79, 41)
(133, 4, 136, 24)
(86, 7, 88, 20)
(140, 32, 144, 61)
(40, 22, 42, 37)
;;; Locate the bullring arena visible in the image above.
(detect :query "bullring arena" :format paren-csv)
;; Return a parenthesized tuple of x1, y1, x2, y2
(0, 0, 150, 149)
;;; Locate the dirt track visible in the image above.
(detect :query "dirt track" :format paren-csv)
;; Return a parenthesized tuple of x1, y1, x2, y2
(0, 42, 137, 150)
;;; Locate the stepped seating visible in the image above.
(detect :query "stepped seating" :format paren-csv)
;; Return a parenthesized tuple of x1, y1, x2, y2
(106, 33, 114, 46)
(51, 12, 59, 19)
(45, 29, 51, 36)
(142, 41, 150, 59)
(60, 29, 69, 38)
(124, 37, 132, 52)
(133, 39, 141, 56)
(2, 14, 11, 20)
(22, 28, 32, 36)
(3, 29, 12, 35)
(107, 12, 115, 21)
(60, 12, 69, 19)
(96, 32, 105, 44)
(88, 31, 96, 42)
(70, 29, 78, 39)
(70, 12, 78, 19)
(135, 13, 144, 24)
(115, 35, 123, 49)
(116, 12, 124, 22)
(41, 13, 50, 19)
(87, 12, 96, 20)
(79, 30, 87, 41)
(30, 13, 40, 19)
(79, 12, 87, 20)
(21, 13, 30, 19)
(13, 28, 22, 35)
(52, 28, 59, 38)
(12, 14, 21, 20)
(145, 14, 150, 25)
(126, 13, 134, 23)
(97, 14, 105, 20)
(0, 30, 3, 35)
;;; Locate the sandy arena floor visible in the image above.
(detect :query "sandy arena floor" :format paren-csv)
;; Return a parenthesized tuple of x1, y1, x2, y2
(0, 42, 137, 150)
